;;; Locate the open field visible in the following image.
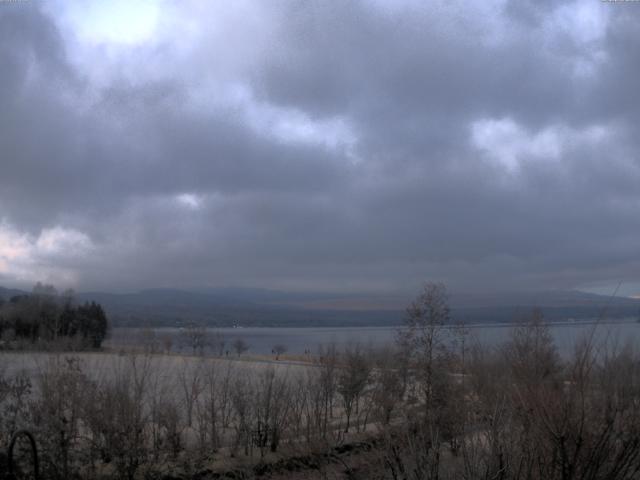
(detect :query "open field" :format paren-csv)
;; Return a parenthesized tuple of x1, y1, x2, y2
(0, 347, 394, 479)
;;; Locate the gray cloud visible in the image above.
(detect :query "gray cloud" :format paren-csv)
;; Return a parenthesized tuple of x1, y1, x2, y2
(0, 0, 639, 295)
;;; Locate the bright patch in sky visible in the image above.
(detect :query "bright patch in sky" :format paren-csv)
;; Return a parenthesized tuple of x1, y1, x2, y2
(471, 118, 561, 171)
(35, 227, 93, 255)
(550, 1, 608, 46)
(471, 118, 609, 172)
(61, 0, 160, 45)
(232, 87, 359, 160)
(0, 223, 93, 286)
(176, 193, 202, 210)
(0, 225, 31, 267)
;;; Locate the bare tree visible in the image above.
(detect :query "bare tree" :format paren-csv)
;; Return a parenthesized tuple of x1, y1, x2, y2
(372, 352, 406, 425)
(398, 281, 451, 416)
(337, 345, 371, 432)
(317, 345, 339, 440)
(182, 323, 208, 355)
(139, 327, 159, 354)
(32, 356, 89, 479)
(230, 373, 253, 457)
(0, 368, 31, 448)
(232, 338, 249, 357)
(83, 355, 152, 480)
(156, 399, 183, 459)
(178, 359, 202, 428)
(273, 344, 287, 360)
(381, 282, 456, 479)
(195, 361, 234, 454)
(503, 307, 560, 384)
(289, 375, 310, 441)
(254, 367, 293, 455)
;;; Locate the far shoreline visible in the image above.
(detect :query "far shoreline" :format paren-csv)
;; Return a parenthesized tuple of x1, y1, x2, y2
(110, 317, 639, 330)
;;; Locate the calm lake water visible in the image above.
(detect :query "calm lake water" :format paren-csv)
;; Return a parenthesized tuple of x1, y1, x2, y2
(108, 320, 640, 356)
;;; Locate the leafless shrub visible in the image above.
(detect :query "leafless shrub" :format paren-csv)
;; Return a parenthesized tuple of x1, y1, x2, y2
(0, 368, 31, 448)
(458, 313, 640, 480)
(372, 347, 408, 426)
(178, 359, 202, 428)
(230, 371, 253, 457)
(156, 399, 183, 459)
(314, 345, 339, 441)
(83, 355, 151, 480)
(254, 366, 293, 455)
(337, 345, 371, 433)
(382, 424, 443, 480)
(32, 356, 91, 479)
(194, 360, 234, 455)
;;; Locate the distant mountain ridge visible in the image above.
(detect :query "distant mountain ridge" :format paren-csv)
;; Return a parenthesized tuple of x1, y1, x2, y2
(0, 286, 28, 300)
(1, 286, 639, 327)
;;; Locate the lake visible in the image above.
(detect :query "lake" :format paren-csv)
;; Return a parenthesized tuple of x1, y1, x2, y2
(107, 319, 640, 357)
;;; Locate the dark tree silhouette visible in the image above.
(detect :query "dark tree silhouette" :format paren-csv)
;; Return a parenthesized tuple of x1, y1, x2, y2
(0, 287, 109, 349)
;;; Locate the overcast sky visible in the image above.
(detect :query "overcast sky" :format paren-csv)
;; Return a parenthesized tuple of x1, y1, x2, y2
(0, 0, 639, 296)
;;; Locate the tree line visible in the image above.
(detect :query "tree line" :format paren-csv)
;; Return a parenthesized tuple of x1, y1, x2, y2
(0, 283, 109, 349)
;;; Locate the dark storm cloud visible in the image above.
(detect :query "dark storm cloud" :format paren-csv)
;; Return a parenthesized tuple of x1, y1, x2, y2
(1, 0, 639, 294)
